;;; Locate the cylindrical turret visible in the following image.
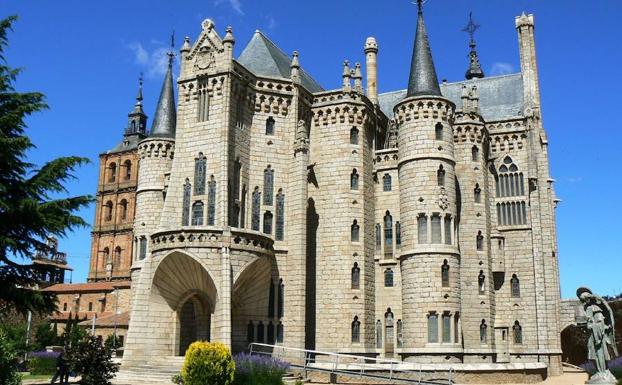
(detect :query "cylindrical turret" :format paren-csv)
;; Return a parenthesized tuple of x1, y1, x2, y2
(364, 37, 378, 104)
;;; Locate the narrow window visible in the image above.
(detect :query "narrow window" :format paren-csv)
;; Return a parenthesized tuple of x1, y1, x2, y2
(444, 215, 452, 245)
(384, 268, 394, 287)
(277, 279, 284, 318)
(496, 203, 502, 225)
(63, 303, 67, 311)
(268, 279, 275, 318)
(519, 173, 525, 195)
(194, 153, 206, 195)
(383, 173, 392, 191)
(105, 201, 113, 221)
(246, 321, 254, 343)
(251, 187, 261, 231)
(120, 200, 128, 220)
(350, 169, 359, 190)
(437, 165, 445, 187)
(376, 320, 383, 348)
(418, 214, 428, 244)
(275, 190, 285, 241)
(375, 224, 382, 251)
(435, 122, 443, 140)
(182, 179, 191, 226)
(108, 162, 117, 183)
(474, 183, 481, 203)
(207, 176, 216, 225)
(351, 262, 360, 289)
(442, 312, 451, 343)
(472, 146, 479, 161)
(441, 260, 450, 287)
(350, 127, 359, 145)
(236, 97, 244, 128)
(431, 214, 441, 244)
(267, 322, 275, 344)
(478, 270, 486, 294)
(257, 321, 265, 343)
(139, 237, 147, 260)
(396, 221, 401, 248)
(192, 202, 204, 225)
(114, 246, 121, 267)
(88, 302, 93, 312)
(266, 117, 275, 135)
(197, 84, 209, 122)
(263, 211, 273, 235)
(263, 166, 274, 205)
(384, 211, 393, 256)
(476, 231, 484, 251)
(480, 320, 487, 343)
(276, 322, 284, 343)
(351, 316, 361, 343)
(351, 220, 359, 242)
(511, 274, 521, 298)
(454, 312, 460, 343)
(428, 312, 438, 343)
(513, 321, 523, 344)
(396, 319, 403, 348)
(124, 160, 132, 180)
(521, 202, 527, 225)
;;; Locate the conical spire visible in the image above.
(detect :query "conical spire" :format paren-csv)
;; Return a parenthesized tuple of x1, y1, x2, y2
(463, 12, 484, 80)
(406, 0, 441, 97)
(131, 73, 145, 115)
(150, 48, 177, 138)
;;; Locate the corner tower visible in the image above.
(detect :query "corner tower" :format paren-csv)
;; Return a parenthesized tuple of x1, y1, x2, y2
(396, 2, 461, 359)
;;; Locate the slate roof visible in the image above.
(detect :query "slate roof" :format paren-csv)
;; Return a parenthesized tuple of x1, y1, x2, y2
(237, 31, 324, 93)
(378, 73, 524, 122)
(407, 7, 441, 97)
(107, 134, 143, 154)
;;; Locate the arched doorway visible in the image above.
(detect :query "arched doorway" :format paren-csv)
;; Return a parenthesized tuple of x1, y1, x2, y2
(177, 293, 212, 356)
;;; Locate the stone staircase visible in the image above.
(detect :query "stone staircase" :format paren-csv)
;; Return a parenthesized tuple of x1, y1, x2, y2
(113, 357, 184, 384)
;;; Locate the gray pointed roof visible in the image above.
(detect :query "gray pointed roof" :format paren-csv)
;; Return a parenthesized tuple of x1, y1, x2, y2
(150, 57, 177, 138)
(237, 31, 324, 93)
(407, 7, 442, 97)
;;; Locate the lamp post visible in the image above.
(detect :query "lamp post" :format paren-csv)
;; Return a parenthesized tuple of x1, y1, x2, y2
(112, 288, 119, 357)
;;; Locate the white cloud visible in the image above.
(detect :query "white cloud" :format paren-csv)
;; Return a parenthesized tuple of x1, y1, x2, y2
(214, 0, 244, 15)
(565, 176, 583, 184)
(490, 62, 515, 76)
(267, 16, 276, 30)
(127, 42, 170, 79)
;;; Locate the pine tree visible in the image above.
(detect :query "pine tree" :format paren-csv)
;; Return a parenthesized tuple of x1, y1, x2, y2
(0, 16, 93, 317)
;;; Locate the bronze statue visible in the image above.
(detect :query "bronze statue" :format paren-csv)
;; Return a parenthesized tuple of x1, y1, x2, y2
(576, 287, 619, 384)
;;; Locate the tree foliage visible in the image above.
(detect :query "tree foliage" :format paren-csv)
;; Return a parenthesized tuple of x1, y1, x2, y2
(0, 15, 93, 316)
(0, 329, 22, 385)
(73, 335, 118, 385)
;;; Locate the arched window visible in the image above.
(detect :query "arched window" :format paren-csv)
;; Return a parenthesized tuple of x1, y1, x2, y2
(197, 84, 209, 122)
(376, 320, 383, 348)
(480, 320, 488, 343)
(263, 166, 274, 206)
(474, 183, 481, 203)
(277, 279, 284, 318)
(207, 176, 216, 225)
(511, 274, 521, 298)
(139, 237, 147, 260)
(435, 122, 443, 140)
(428, 312, 438, 343)
(251, 187, 261, 231)
(246, 321, 254, 343)
(396, 319, 403, 348)
(351, 316, 361, 343)
(442, 312, 451, 343)
(437, 165, 445, 187)
(182, 179, 191, 226)
(478, 270, 486, 294)
(257, 321, 265, 343)
(103, 247, 110, 264)
(396, 221, 401, 248)
(266, 117, 275, 135)
(496, 156, 525, 197)
(441, 260, 450, 287)
(194, 153, 206, 196)
(350, 169, 359, 190)
(351, 220, 359, 242)
(476, 231, 484, 251)
(444, 215, 452, 245)
(124, 160, 132, 180)
(268, 279, 275, 318)
(375, 224, 381, 251)
(108, 162, 116, 183)
(192, 201, 204, 225)
(267, 321, 275, 344)
(384, 211, 393, 255)
(417, 214, 428, 244)
(104, 201, 113, 221)
(275, 190, 285, 241)
(384, 268, 394, 287)
(472, 146, 479, 162)
(383, 173, 392, 191)
(351, 262, 360, 289)
(119, 199, 128, 220)
(263, 211, 273, 235)
(114, 246, 121, 267)
(431, 214, 442, 244)
(513, 321, 523, 344)
(350, 127, 359, 145)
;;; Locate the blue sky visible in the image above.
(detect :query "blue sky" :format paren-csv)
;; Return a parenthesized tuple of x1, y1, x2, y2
(1, 1, 621, 298)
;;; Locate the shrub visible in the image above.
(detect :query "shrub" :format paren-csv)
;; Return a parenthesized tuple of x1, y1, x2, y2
(0, 329, 21, 385)
(181, 341, 235, 385)
(28, 351, 59, 375)
(233, 353, 289, 385)
(73, 335, 118, 385)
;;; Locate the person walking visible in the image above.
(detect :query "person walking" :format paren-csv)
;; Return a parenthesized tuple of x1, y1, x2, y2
(51, 351, 69, 385)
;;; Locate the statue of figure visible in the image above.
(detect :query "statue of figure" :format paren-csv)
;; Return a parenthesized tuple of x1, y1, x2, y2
(295, 119, 308, 144)
(576, 287, 619, 384)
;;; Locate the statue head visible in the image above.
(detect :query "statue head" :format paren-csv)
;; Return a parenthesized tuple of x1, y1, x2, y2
(577, 286, 594, 303)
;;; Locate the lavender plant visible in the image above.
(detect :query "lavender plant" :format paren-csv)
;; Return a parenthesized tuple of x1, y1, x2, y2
(233, 353, 290, 385)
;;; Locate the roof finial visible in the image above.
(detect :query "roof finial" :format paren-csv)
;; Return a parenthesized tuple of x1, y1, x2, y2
(463, 12, 484, 79)
(136, 72, 144, 104)
(167, 30, 175, 67)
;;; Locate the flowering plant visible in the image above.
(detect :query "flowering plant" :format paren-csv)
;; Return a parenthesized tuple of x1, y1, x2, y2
(233, 353, 289, 385)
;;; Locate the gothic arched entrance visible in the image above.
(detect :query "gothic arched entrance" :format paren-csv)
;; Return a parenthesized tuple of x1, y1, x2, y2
(177, 292, 212, 356)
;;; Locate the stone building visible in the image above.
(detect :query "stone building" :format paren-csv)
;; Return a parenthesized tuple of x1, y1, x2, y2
(118, 5, 562, 380)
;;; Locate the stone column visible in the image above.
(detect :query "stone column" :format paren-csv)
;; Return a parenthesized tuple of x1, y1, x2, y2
(364, 37, 378, 104)
(219, 244, 232, 347)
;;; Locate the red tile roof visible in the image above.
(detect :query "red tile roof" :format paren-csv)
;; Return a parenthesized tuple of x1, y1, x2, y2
(42, 281, 130, 293)
(77, 311, 130, 327)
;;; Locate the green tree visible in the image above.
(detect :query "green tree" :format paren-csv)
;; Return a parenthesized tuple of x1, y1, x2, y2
(0, 15, 93, 317)
(0, 329, 21, 385)
(0, 322, 29, 358)
(33, 321, 60, 351)
(74, 335, 118, 385)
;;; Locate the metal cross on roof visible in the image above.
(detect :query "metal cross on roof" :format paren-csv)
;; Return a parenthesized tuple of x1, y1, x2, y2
(462, 12, 480, 43)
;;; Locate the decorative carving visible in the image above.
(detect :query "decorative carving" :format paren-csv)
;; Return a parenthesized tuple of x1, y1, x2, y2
(438, 187, 449, 210)
(294, 119, 309, 154)
(194, 46, 215, 70)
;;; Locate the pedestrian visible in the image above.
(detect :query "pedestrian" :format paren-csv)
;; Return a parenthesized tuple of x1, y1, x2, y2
(51, 351, 69, 385)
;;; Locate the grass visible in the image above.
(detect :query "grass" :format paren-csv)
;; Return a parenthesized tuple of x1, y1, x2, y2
(20, 373, 52, 380)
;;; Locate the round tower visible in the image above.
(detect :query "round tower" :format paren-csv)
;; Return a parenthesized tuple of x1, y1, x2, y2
(397, 3, 461, 359)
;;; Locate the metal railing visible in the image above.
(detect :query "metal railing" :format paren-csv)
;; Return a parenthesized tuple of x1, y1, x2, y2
(248, 343, 454, 385)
